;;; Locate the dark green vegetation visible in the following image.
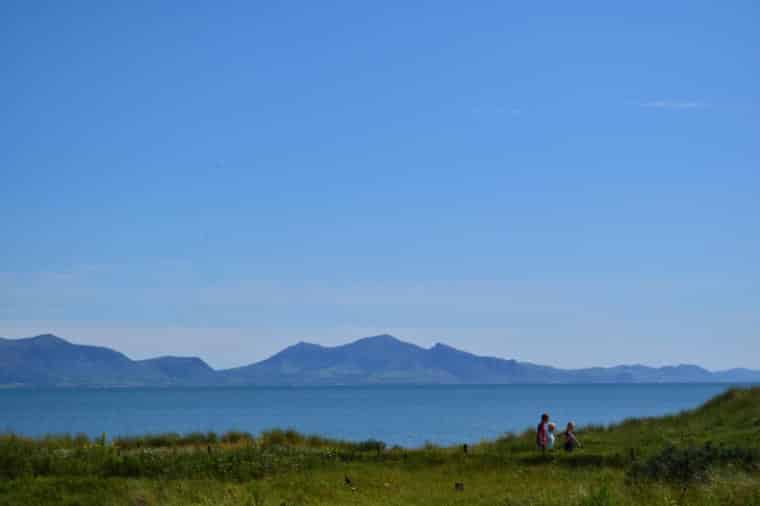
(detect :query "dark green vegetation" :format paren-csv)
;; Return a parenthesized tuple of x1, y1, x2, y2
(3, 334, 760, 387)
(1, 388, 759, 505)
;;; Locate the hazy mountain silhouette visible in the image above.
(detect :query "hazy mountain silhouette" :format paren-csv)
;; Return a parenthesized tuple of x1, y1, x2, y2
(1, 334, 758, 387)
(137, 356, 218, 385)
(0, 334, 209, 387)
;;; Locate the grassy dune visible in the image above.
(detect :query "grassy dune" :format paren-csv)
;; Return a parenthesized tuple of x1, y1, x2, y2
(1, 387, 759, 505)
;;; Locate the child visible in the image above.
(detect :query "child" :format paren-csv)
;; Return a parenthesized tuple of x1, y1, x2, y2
(563, 421, 581, 452)
(536, 413, 549, 451)
(546, 423, 556, 449)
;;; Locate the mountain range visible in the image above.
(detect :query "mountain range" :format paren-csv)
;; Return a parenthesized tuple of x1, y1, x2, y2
(1, 333, 758, 387)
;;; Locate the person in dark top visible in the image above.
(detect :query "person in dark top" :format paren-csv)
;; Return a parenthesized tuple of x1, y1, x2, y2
(563, 421, 581, 452)
(536, 413, 550, 451)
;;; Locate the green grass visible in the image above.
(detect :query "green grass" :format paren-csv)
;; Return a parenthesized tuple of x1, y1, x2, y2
(1, 387, 758, 505)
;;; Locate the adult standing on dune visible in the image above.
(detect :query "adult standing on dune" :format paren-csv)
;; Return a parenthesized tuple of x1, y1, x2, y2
(536, 413, 550, 452)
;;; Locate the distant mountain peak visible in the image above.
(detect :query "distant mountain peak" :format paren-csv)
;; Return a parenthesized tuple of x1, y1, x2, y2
(289, 341, 323, 350)
(345, 334, 426, 352)
(357, 334, 401, 343)
(138, 355, 216, 381)
(29, 334, 69, 344)
(142, 355, 211, 365)
(267, 340, 324, 359)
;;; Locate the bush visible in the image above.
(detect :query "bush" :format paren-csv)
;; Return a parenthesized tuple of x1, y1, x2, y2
(627, 443, 758, 488)
(221, 431, 254, 445)
(354, 439, 386, 454)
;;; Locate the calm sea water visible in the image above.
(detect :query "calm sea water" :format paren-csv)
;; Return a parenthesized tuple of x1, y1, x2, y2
(0, 384, 740, 447)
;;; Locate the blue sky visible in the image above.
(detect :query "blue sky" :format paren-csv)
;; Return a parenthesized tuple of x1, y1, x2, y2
(2, 1, 759, 370)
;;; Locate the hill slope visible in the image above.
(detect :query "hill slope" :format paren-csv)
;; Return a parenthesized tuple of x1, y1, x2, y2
(137, 356, 218, 385)
(0, 335, 214, 387)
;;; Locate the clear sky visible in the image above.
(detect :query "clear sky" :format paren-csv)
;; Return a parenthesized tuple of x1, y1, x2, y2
(2, 1, 759, 370)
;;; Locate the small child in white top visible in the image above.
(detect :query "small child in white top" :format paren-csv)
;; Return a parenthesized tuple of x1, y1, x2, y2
(546, 423, 556, 449)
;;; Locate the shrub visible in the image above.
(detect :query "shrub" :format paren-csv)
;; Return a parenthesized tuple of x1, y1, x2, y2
(221, 431, 254, 445)
(627, 442, 758, 489)
(354, 439, 386, 454)
(259, 429, 287, 448)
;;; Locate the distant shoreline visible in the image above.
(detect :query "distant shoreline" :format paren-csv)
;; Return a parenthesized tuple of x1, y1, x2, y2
(2, 381, 758, 390)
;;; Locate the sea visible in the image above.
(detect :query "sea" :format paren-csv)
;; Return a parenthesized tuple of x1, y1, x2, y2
(0, 384, 744, 447)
